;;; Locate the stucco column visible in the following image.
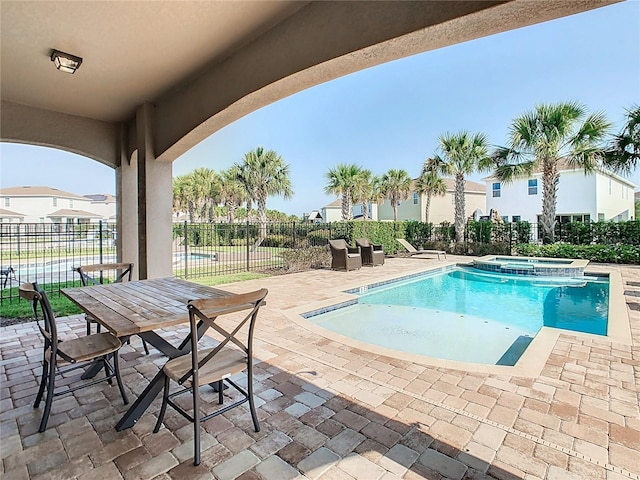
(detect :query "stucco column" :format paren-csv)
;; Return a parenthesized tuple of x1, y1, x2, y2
(116, 125, 140, 279)
(135, 103, 173, 279)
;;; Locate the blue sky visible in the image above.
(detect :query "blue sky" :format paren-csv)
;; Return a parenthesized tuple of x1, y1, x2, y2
(2, 1, 639, 216)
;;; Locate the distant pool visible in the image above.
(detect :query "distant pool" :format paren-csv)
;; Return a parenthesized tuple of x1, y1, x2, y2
(303, 267, 609, 365)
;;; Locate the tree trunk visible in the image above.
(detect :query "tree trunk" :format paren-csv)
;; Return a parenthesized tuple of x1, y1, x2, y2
(540, 159, 558, 244)
(257, 195, 267, 240)
(341, 193, 352, 220)
(454, 173, 466, 243)
(425, 193, 432, 224)
(392, 195, 399, 222)
(362, 202, 369, 220)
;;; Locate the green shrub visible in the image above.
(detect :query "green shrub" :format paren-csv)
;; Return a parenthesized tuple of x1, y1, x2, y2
(515, 243, 640, 264)
(307, 229, 331, 246)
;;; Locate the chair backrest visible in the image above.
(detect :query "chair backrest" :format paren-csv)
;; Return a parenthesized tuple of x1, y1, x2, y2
(396, 238, 417, 253)
(181, 288, 269, 386)
(19, 282, 60, 355)
(355, 238, 370, 248)
(76, 262, 134, 286)
(329, 239, 348, 251)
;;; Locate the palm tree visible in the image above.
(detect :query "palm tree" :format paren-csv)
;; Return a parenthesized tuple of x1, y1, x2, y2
(172, 174, 194, 221)
(603, 104, 640, 175)
(416, 158, 447, 224)
(380, 169, 412, 222)
(219, 166, 246, 223)
(433, 131, 491, 243)
(235, 147, 293, 240)
(324, 164, 363, 220)
(493, 102, 611, 244)
(352, 169, 380, 220)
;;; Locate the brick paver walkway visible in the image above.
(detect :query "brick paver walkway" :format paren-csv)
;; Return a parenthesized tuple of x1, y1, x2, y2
(1, 256, 639, 479)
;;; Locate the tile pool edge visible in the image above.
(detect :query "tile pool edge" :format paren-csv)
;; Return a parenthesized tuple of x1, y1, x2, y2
(282, 265, 632, 378)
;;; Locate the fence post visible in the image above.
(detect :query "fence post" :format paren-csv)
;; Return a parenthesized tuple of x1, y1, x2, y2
(292, 221, 296, 249)
(183, 220, 188, 279)
(246, 218, 250, 272)
(98, 220, 104, 265)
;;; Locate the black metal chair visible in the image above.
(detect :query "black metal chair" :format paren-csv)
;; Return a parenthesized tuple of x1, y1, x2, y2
(329, 239, 362, 271)
(75, 262, 149, 354)
(153, 288, 269, 466)
(19, 282, 128, 432)
(355, 238, 385, 266)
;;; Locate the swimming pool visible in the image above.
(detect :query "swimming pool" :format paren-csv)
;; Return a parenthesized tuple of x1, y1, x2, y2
(303, 267, 609, 365)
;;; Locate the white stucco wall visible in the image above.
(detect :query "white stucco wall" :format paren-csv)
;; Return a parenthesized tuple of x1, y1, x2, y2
(321, 206, 342, 223)
(0, 194, 96, 223)
(485, 169, 636, 223)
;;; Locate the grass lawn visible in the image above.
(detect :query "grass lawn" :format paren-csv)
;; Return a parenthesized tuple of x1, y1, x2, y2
(0, 272, 270, 321)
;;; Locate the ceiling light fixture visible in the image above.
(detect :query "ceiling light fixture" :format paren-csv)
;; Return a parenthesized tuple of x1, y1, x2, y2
(50, 49, 83, 74)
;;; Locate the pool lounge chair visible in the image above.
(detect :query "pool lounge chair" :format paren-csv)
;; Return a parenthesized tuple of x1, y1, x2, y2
(396, 238, 446, 260)
(329, 239, 362, 271)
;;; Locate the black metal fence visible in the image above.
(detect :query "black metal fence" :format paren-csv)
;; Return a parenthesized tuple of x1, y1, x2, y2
(2, 219, 638, 304)
(1, 221, 118, 303)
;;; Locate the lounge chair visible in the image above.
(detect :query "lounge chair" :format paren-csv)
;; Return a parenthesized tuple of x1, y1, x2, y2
(355, 238, 384, 266)
(329, 239, 362, 271)
(396, 238, 446, 260)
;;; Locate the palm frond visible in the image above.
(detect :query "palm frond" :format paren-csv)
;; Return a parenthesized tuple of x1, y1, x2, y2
(493, 161, 536, 183)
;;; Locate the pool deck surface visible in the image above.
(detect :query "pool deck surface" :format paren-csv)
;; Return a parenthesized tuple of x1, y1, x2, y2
(1, 255, 639, 480)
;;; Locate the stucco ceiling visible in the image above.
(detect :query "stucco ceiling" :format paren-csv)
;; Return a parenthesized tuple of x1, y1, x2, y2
(0, 1, 307, 122)
(0, 0, 620, 165)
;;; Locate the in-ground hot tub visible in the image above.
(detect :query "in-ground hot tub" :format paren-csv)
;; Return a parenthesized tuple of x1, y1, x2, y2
(471, 255, 589, 277)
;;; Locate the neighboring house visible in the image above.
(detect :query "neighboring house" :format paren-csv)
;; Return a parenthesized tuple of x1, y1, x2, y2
(320, 199, 343, 222)
(303, 210, 323, 223)
(483, 162, 637, 224)
(84, 193, 117, 221)
(377, 178, 486, 223)
(0, 186, 115, 224)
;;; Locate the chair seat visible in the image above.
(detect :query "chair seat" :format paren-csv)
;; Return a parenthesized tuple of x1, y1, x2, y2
(164, 347, 247, 388)
(49, 333, 122, 363)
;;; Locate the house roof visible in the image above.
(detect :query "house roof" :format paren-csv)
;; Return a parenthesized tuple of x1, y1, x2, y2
(411, 178, 485, 194)
(635, 191, 640, 200)
(0, 186, 87, 200)
(323, 199, 342, 208)
(0, 208, 25, 217)
(48, 209, 101, 218)
(84, 193, 116, 203)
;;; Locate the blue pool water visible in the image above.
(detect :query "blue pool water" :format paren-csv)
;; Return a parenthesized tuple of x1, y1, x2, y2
(304, 267, 609, 365)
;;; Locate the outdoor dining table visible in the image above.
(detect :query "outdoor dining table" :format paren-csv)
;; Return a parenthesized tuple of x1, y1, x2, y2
(61, 277, 241, 431)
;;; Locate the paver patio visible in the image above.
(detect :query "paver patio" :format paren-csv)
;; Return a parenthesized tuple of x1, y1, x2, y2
(1, 256, 639, 480)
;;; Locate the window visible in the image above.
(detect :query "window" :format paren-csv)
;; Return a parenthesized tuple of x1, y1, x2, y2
(413, 192, 418, 205)
(528, 179, 538, 195)
(492, 182, 501, 198)
(557, 214, 591, 223)
(598, 213, 605, 221)
(3, 198, 9, 207)
(512, 216, 521, 222)
(52, 197, 57, 207)
(69, 199, 74, 208)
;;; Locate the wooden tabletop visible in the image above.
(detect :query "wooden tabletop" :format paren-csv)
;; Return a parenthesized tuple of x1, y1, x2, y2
(62, 277, 235, 337)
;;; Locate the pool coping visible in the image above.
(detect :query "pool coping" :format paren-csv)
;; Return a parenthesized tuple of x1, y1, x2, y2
(281, 262, 632, 378)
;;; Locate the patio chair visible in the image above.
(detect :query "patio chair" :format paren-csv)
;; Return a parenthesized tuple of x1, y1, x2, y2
(153, 288, 268, 466)
(75, 262, 149, 354)
(396, 238, 447, 260)
(355, 238, 384, 266)
(329, 239, 362, 271)
(19, 282, 128, 432)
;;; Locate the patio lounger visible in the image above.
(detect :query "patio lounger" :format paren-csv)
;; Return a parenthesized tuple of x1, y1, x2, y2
(396, 238, 446, 260)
